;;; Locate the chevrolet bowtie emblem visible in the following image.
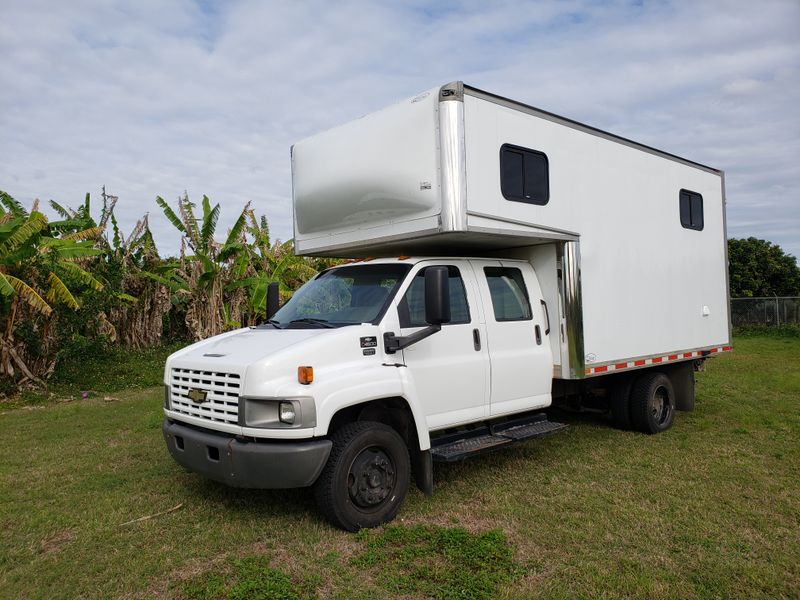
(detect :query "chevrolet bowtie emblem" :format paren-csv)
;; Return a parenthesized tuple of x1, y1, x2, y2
(187, 388, 208, 404)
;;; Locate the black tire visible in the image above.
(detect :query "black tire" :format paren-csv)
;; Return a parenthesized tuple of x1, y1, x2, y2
(630, 372, 676, 434)
(314, 421, 410, 532)
(609, 377, 634, 430)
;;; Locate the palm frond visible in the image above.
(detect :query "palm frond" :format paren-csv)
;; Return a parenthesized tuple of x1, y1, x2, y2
(53, 242, 104, 260)
(218, 242, 244, 263)
(156, 196, 187, 234)
(200, 197, 220, 253)
(249, 275, 269, 313)
(231, 251, 251, 278)
(46, 272, 80, 310)
(136, 270, 188, 293)
(0, 216, 23, 235)
(48, 200, 74, 219)
(0, 191, 28, 217)
(0, 272, 14, 296)
(139, 219, 157, 257)
(0, 211, 47, 254)
(80, 192, 91, 220)
(5, 273, 53, 315)
(225, 276, 261, 291)
(46, 217, 88, 232)
(223, 202, 251, 249)
(58, 261, 104, 291)
(99, 187, 118, 229)
(179, 192, 200, 248)
(111, 213, 123, 250)
(61, 226, 104, 242)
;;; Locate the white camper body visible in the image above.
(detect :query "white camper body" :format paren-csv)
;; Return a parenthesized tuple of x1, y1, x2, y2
(163, 83, 732, 531)
(291, 82, 731, 380)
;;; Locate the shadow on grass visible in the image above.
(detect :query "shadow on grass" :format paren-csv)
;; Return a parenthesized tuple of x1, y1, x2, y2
(176, 475, 320, 520)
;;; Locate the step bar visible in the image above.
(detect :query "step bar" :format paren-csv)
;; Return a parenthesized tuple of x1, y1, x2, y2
(430, 412, 567, 463)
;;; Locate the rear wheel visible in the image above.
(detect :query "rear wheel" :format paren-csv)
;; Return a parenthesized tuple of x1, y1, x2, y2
(630, 372, 675, 434)
(314, 421, 410, 531)
(609, 377, 634, 430)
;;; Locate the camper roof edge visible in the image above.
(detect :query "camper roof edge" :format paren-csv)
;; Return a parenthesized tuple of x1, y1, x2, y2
(449, 82, 721, 176)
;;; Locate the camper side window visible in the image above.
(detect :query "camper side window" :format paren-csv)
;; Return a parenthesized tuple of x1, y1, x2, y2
(500, 144, 549, 206)
(398, 266, 471, 328)
(679, 189, 704, 231)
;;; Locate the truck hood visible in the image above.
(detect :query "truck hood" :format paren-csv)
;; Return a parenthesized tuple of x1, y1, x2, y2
(169, 327, 327, 371)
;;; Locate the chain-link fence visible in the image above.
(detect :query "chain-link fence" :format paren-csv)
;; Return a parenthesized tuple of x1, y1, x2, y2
(730, 297, 800, 327)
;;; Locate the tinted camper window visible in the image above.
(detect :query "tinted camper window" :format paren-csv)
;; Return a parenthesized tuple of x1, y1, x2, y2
(500, 144, 549, 205)
(679, 189, 704, 231)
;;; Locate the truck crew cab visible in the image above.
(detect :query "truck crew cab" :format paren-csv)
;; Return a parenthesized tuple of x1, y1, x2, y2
(163, 82, 731, 531)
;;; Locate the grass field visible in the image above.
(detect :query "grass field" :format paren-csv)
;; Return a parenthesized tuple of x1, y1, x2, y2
(1, 336, 798, 599)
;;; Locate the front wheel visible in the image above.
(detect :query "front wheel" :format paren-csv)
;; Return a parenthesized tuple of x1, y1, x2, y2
(314, 421, 410, 531)
(630, 372, 675, 434)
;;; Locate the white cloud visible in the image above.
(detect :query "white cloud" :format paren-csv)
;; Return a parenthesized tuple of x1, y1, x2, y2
(1, 0, 798, 259)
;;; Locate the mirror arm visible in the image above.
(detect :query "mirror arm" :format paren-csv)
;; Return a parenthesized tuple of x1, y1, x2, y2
(383, 325, 442, 354)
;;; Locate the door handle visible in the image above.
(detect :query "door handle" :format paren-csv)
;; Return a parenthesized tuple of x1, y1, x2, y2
(472, 328, 481, 351)
(540, 300, 551, 335)
(535, 324, 542, 345)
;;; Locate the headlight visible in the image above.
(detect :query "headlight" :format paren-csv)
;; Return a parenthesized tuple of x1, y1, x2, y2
(241, 397, 316, 429)
(279, 401, 296, 424)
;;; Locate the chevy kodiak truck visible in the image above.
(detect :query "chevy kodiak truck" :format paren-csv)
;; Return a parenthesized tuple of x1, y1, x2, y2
(163, 82, 731, 531)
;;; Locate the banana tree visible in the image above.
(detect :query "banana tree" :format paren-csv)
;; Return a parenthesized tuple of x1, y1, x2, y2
(104, 212, 178, 348)
(156, 193, 253, 339)
(226, 212, 317, 324)
(0, 192, 104, 383)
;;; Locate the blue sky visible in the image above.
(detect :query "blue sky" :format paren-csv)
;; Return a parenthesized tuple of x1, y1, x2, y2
(1, 0, 798, 259)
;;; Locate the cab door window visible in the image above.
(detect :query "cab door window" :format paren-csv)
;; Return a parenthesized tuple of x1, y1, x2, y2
(483, 267, 532, 321)
(398, 266, 471, 327)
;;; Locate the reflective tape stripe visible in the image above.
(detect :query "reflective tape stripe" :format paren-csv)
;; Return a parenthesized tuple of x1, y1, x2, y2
(584, 346, 732, 376)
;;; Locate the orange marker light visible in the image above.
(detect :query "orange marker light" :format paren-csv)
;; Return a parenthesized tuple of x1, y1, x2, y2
(298, 366, 314, 385)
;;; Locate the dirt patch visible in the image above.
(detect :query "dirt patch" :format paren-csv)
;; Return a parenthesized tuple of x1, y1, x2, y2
(125, 551, 234, 600)
(39, 529, 75, 554)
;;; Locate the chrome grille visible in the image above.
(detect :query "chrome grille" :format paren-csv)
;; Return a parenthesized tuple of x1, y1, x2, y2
(169, 368, 241, 425)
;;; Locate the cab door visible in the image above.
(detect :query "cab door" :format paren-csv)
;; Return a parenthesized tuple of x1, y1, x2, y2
(470, 260, 553, 416)
(395, 262, 490, 429)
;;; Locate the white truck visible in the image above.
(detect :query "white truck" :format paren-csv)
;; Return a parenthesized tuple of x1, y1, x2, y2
(162, 82, 731, 531)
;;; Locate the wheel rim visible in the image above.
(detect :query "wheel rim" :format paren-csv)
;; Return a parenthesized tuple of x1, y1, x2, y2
(347, 446, 396, 509)
(650, 385, 672, 425)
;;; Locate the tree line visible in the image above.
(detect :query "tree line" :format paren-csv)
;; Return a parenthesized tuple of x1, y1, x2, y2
(0, 188, 336, 389)
(728, 237, 800, 298)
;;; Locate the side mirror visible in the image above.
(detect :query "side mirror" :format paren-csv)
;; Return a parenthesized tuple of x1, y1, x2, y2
(424, 266, 451, 325)
(384, 266, 450, 354)
(266, 282, 280, 319)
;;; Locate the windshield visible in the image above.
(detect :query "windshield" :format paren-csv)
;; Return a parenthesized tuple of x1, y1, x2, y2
(268, 264, 412, 328)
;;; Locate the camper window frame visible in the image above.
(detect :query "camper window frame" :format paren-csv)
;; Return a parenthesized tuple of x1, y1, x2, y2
(679, 189, 704, 231)
(499, 143, 550, 206)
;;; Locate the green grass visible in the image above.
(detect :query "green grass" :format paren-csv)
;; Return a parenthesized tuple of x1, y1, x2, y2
(0, 336, 798, 599)
(1, 342, 184, 409)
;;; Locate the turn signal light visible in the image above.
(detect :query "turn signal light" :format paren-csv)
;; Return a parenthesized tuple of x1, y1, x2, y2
(298, 366, 314, 385)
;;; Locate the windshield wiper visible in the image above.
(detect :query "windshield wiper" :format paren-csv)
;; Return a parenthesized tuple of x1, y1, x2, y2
(288, 317, 335, 328)
(264, 319, 282, 329)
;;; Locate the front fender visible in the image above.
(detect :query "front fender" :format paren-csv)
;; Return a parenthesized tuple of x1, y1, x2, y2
(312, 364, 431, 451)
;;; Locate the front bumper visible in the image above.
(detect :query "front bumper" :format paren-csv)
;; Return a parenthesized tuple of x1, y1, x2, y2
(162, 420, 332, 489)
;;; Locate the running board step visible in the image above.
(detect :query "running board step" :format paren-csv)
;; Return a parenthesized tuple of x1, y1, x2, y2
(430, 414, 567, 463)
